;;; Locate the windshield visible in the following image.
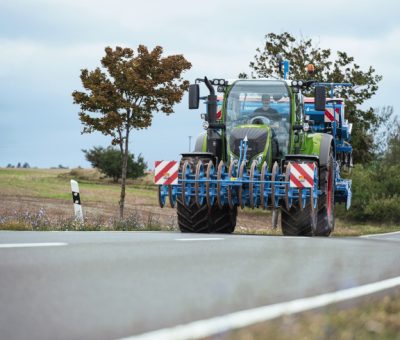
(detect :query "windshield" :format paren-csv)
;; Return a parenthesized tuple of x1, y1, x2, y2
(226, 80, 291, 156)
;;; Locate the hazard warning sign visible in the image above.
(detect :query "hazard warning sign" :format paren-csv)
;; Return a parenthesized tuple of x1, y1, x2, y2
(154, 161, 179, 185)
(324, 107, 340, 123)
(289, 162, 315, 188)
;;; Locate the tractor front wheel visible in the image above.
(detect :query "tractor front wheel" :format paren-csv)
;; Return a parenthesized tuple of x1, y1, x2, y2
(176, 154, 237, 233)
(281, 204, 316, 236)
(280, 162, 317, 236)
(177, 198, 237, 233)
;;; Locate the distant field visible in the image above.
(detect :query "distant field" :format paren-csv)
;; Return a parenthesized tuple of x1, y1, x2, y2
(0, 168, 273, 232)
(0, 168, 399, 235)
(0, 168, 170, 231)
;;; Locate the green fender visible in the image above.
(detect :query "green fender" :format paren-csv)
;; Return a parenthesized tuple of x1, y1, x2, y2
(302, 133, 333, 167)
(194, 132, 207, 152)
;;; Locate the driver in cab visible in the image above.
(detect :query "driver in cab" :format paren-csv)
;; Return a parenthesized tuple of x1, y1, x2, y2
(252, 95, 280, 121)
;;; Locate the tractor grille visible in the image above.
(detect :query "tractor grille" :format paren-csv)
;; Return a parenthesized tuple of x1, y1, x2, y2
(229, 127, 268, 160)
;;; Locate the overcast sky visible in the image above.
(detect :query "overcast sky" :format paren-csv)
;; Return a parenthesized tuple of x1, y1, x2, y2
(0, 0, 399, 168)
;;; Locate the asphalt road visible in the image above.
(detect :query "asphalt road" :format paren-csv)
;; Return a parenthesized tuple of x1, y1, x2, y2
(1, 230, 400, 339)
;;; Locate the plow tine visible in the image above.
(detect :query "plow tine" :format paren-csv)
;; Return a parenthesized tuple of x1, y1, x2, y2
(158, 185, 166, 208)
(272, 209, 279, 229)
(271, 161, 279, 209)
(238, 162, 246, 209)
(299, 188, 304, 210)
(260, 161, 268, 209)
(249, 160, 256, 209)
(181, 160, 191, 207)
(310, 187, 315, 212)
(284, 162, 291, 209)
(168, 185, 176, 208)
(311, 164, 318, 211)
(194, 160, 204, 207)
(217, 161, 225, 209)
(205, 161, 215, 209)
(228, 160, 238, 209)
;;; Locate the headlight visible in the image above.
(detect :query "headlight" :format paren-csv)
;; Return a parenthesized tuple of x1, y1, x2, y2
(256, 153, 263, 165)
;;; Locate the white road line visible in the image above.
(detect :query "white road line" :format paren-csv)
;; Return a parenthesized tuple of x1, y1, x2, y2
(175, 238, 224, 242)
(123, 275, 400, 340)
(0, 242, 68, 248)
(361, 230, 400, 238)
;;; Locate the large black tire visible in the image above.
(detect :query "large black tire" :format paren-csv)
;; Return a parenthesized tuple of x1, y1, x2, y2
(210, 205, 237, 233)
(177, 198, 210, 233)
(280, 162, 317, 236)
(315, 149, 335, 236)
(177, 199, 237, 233)
(176, 154, 237, 234)
(281, 204, 316, 236)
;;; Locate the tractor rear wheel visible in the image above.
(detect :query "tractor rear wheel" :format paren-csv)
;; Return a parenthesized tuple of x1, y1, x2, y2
(176, 154, 237, 233)
(315, 149, 335, 236)
(281, 204, 316, 236)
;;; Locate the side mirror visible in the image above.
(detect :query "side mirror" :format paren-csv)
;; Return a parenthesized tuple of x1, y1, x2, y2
(189, 84, 200, 109)
(314, 86, 326, 111)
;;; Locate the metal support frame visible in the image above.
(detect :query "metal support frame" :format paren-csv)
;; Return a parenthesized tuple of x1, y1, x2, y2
(158, 139, 320, 210)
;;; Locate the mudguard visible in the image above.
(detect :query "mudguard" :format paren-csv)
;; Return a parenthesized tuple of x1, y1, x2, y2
(194, 132, 207, 152)
(302, 133, 333, 167)
(318, 133, 334, 167)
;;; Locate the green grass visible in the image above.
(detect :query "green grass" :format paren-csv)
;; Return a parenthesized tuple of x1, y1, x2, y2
(226, 288, 400, 340)
(0, 167, 173, 231)
(333, 222, 400, 237)
(1, 167, 400, 235)
(0, 168, 156, 202)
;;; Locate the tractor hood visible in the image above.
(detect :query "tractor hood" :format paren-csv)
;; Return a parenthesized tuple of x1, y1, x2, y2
(228, 125, 271, 163)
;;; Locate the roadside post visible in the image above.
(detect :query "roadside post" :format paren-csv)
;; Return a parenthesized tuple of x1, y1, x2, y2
(70, 180, 84, 222)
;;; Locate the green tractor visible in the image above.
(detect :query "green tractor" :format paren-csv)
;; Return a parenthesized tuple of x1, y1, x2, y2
(156, 61, 352, 236)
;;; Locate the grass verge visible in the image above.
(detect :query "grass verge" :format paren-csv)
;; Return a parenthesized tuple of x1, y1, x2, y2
(225, 288, 400, 340)
(1, 168, 400, 234)
(0, 207, 177, 232)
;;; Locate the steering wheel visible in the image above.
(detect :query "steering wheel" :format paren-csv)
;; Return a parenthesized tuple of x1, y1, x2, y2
(249, 115, 271, 125)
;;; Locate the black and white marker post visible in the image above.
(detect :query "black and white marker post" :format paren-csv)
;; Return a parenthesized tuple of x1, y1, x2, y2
(70, 179, 84, 222)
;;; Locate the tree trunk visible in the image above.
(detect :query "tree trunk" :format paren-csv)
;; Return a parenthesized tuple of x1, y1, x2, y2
(119, 131, 129, 219)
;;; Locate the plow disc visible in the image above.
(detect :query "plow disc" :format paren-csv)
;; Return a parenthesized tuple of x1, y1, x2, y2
(217, 161, 227, 209)
(194, 161, 206, 207)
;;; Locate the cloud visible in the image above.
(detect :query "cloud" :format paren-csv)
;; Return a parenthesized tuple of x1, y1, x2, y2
(0, 0, 399, 167)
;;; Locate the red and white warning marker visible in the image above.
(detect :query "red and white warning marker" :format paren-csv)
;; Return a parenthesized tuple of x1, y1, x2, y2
(154, 161, 179, 185)
(324, 107, 340, 123)
(289, 162, 315, 188)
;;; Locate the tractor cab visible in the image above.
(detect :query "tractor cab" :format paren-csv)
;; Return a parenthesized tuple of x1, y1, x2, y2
(225, 80, 291, 165)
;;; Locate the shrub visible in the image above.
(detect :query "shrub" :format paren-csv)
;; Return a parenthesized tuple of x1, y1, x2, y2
(338, 163, 400, 223)
(83, 146, 147, 182)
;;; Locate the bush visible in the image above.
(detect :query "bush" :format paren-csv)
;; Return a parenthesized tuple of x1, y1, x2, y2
(83, 146, 147, 182)
(338, 163, 400, 223)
